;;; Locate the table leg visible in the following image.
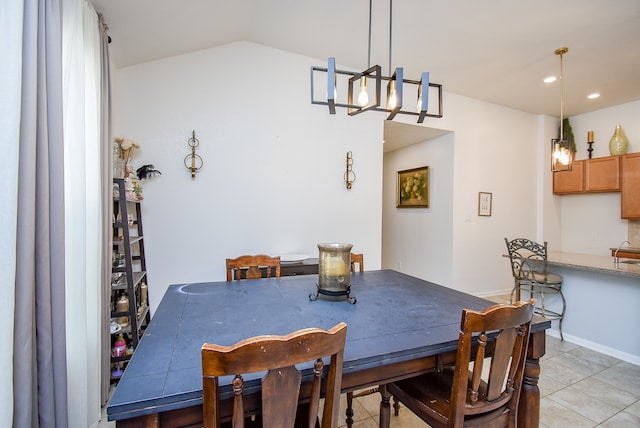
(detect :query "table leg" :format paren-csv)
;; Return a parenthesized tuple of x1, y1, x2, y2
(519, 356, 541, 428)
(519, 330, 545, 428)
(378, 384, 391, 428)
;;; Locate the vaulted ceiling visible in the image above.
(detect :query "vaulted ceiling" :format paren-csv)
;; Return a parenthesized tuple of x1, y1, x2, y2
(91, 0, 640, 118)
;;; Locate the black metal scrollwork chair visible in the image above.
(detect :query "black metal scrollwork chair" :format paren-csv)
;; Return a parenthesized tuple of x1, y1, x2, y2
(504, 237, 565, 341)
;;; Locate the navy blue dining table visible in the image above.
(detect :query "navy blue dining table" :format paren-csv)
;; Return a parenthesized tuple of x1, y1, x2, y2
(108, 269, 549, 427)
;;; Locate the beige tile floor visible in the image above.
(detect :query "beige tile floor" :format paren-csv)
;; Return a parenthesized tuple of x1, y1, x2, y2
(100, 296, 640, 427)
(338, 334, 640, 428)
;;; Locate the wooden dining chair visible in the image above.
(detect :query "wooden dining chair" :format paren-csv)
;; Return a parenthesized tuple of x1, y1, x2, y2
(225, 254, 281, 281)
(350, 253, 364, 272)
(345, 253, 365, 427)
(504, 237, 565, 341)
(201, 322, 347, 428)
(387, 300, 535, 428)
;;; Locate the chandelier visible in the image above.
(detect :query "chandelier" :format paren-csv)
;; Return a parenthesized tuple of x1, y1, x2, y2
(310, 0, 442, 123)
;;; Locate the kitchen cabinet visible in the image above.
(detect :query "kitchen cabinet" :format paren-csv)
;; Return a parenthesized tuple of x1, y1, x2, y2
(621, 152, 640, 219)
(553, 156, 621, 194)
(584, 155, 620, 192)
(553, 160, 584, 194)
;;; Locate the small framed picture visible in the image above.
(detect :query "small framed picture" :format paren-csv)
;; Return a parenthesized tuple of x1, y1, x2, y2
(478, 192, 492, 216)
(397, 166, 429, 208)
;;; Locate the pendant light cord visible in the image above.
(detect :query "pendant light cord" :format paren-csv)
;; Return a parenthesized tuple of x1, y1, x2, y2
(560, 51, 564, 139)
(366, 0, 394, 73)
(388, 0, 393, 74)
(367, 0, 372, 68)
(555, 47, 569, 139)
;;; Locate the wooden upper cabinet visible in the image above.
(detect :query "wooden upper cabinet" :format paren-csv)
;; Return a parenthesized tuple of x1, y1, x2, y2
(553, 156, 622, 194)
(621, 152, 640, 219)
(553, 160, 584, 194)
(584, 155, 620, 192)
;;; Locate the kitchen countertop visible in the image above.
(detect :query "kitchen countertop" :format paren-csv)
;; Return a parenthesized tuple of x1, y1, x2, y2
(608, 246, 640, 260)
(608, 246, 640, 254)
(547, 250, 640, 279)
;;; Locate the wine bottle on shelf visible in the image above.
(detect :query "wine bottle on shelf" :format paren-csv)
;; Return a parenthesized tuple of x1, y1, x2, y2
(112, 334, 127, 378)
(113, 334, 125, 355)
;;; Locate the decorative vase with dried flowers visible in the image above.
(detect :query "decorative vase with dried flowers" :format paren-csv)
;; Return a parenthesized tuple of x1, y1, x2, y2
(114, 137, 140, 178)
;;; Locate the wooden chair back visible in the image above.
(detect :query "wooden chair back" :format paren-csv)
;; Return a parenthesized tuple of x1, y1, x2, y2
(226, 255, 281, 281)
(201, 322, 347, 428)
(350, 253, 364, 272)
(449, 300, 535, 427)
(388, 300, 535, 428)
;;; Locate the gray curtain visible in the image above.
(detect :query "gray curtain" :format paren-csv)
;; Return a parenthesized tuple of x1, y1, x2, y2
(14, 0, 69, 426)
(98, 13, 113, 405)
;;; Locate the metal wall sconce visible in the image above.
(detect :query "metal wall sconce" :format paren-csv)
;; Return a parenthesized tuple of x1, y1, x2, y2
(310, 0, 443, 123)
(345, 151, 356, 189)
(184, 130, 203, 178)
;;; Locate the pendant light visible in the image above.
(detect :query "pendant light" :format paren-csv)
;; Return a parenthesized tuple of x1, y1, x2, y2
(551, 47, 573, 172)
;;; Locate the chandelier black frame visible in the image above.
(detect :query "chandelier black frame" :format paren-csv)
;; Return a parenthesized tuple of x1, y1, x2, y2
(310, 61, 443, 123)
(310, 0, 443, 123)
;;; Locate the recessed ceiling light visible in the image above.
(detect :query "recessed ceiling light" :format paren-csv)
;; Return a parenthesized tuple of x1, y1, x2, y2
(588, 93, 600, 99)
(544, 76, 557, 83)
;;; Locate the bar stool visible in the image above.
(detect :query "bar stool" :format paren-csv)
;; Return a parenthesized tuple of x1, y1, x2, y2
(504, 238, 566, 341)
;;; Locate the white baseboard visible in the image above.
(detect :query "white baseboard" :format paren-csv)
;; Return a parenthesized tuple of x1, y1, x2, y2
(474, 290, 640, 366)
(475, 288, 513, 299)
(545, 329, 640, 366)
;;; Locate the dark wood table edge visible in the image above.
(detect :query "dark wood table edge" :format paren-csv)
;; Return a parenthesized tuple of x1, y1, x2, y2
(114, 326, 548, 428)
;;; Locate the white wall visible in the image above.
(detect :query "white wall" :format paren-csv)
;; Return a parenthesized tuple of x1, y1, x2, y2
(541, 114, 563, 246)
(552, 265, 640, 363)
(382, 95, 542, 296)
(113, 42, 384, 314)
(381, 98, 640, 297)
(544, 100, 640, 359)
(556, 100, 640, 255)
(113, 41, 639, 360)
(382, 132, 454, 286)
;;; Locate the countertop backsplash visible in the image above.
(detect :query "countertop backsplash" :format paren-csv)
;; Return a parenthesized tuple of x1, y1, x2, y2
(629, 220, 640, 246)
